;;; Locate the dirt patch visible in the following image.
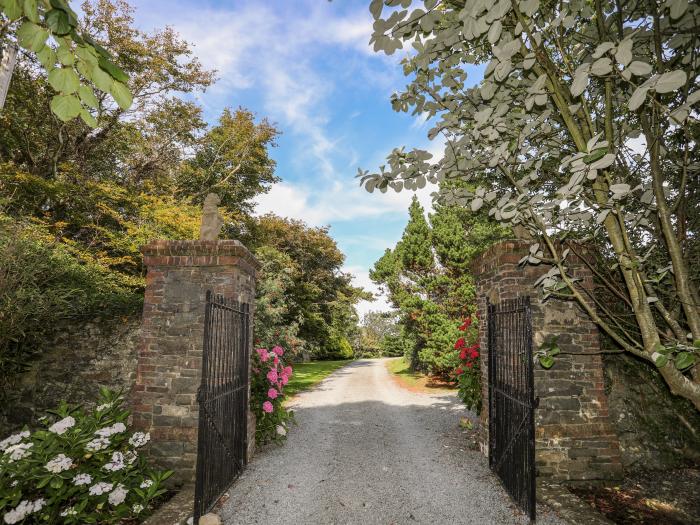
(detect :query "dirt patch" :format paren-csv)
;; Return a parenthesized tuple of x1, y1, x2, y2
(388, 368, 456, 394)
(570, 468, 700, 525)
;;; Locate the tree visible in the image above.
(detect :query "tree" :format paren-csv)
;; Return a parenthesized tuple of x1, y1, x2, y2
(176, 107, 280, 212)
(359, 310, 401, 356)
(360, 0, 700, 409)
(1, 0, 133, 122)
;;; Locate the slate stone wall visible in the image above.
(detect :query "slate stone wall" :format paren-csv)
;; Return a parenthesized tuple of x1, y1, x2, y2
(472, 240, 623, 482)
(130, 240, 259, 485)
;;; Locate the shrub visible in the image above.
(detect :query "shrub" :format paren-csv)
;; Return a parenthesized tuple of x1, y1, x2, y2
(0, 388, 171, 524)
(250, 346, 295, 445)
(454, 315, 482, 414)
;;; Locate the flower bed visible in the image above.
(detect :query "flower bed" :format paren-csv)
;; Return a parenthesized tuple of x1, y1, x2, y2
(453, 314, 482, 413)
(250, 346, 294, 445)
(0, 388, 171, 524)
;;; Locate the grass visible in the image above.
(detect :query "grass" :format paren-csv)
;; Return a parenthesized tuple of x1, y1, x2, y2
(385, 356, 424, 387)
(385, 357, 457, 392)
(285, 359, 353, 397)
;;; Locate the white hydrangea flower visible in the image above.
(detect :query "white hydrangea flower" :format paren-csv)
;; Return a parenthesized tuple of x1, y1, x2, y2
(4, 443, 33, 462)
(276, 425, 287, 436)
(48, 416, 76, 435)
(45, 454, 73, 473)
(128, 432, 150, 448)
(139, 479, 153, 489)
(60, 507, 77, 517)
(88, 482, 113, 496)
(125, 450, 138, 465)
(85, 437, 110, 452)
(108, 485, 128, 506)
(103, 451, 125, 472)
(132, 504, 144, 514)
(0, 431, 30, 452)
(73, 473, 92, 486)
(95, 422, 126, 438)
(2, 499, 43, 524)
(95, 402, 112, 412)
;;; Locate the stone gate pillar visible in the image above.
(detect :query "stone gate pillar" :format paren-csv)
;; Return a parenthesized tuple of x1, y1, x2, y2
(472, 240, 622, 482)
(130, 240, 259, 485)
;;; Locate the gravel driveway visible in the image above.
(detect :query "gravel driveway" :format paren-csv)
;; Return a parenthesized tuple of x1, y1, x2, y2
(220, 359, 564, 525)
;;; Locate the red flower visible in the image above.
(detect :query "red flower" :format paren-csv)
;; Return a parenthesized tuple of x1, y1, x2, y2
(454, 338, 465, 349)
(459, 348, 468, 360)
(470, 350, 480, 359)
(466, 362, 473, 368)
(459, 317, 473, 331)
(455, 367, 464, 375)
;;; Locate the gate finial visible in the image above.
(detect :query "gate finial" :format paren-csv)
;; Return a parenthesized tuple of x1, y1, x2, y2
(200, 193, 224, 240)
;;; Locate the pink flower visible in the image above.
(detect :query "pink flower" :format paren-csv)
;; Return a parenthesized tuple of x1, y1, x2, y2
(272, 346, 284, 356)
(262, 401, 273, 413)
(273, 355, 280, 365)
(283, 366, 293, 377)
(267, 369, 278, 383)
(267, 388, 279, 399)
(256, 348, 269, 362)
(280, 374, 289, 386)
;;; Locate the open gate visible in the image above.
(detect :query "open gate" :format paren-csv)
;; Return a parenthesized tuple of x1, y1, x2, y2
(194, 291, 250, 521)
(487, 296, 537, 521)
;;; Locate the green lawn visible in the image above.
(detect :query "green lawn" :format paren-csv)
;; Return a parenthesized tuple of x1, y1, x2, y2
(285, 360, 353, 397)
(385, 356, 423, 387)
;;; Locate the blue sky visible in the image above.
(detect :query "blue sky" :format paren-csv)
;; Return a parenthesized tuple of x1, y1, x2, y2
(129, 0, 481, 315)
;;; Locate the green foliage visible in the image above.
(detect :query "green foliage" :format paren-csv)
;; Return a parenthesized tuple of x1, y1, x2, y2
(250, 347, 294, 445)
(1, 0, 133, 123)
(0, 217, 139, 385)
(0, 388, 171, 523)
(358, 310, 400, 357)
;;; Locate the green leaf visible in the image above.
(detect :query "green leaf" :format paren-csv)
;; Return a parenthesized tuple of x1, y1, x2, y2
(79, 108, 97, 128)
(56, 43, 75, 66)
(549, 345, 561, 356)
(693, 340, 700, 349)
(36, 46, 56, 68)
(17, 21, 48, 52)
(539, 355, 555, 369)
(98, 56, 129, 83)
(2, 0, 23, 20)
(89, 63, 114, 93)
(22, 0, 38, 22)
(109, 81, 132, 110)
(583, 149, 606, 164)
(49, 477, 64, 489)
(655, 70, 687, 94)
(675, 352, 695, 371)
(50, 93, 82, 121)
(78, 84, 98, 108)
(75, 45, 98, 65)
(654, 353, 669, 368)
(48, 67, 80, 94)
(46, 8, 72, 36)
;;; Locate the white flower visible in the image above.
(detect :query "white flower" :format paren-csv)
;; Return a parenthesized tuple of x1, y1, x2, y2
(45, 454, 73, 473)
(4, 443, 32, 462)
(128, 431, 150, 448)
(88, 482, 113, 496)
(96, 402, 112, 412)
(10, 481, 17, 487)
(132, 504, 144, 514)
(60, 507, 77, 517)
(108, 485, 128, 506)
(276, 425, 287, 436)
(0, 431, 29, 452)
(95, 422, 126, 437)
(85, 437, 110, 452)
(48, 416, 75, 435)
(103, 451, 125, 472)
(73, 473, 92, 486)
(2, 499, 43, 524)
(125, 450, 138, 464)
(139, 479, 153, 489)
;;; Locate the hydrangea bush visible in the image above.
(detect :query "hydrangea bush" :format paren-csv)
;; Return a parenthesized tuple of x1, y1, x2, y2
(0, 388, 171, 524)
(250, 346, 294, 445)
(454, 315, 482, 414)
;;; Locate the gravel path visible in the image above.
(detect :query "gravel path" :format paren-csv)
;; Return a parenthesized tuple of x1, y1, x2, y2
(220, 359, 564, 525)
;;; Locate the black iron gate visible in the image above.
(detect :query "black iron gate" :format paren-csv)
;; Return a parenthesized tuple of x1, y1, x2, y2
(487, 296, 537, 521)
(194, 291, 250, 521)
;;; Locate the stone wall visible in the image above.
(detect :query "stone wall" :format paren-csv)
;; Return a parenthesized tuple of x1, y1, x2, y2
(472, 240, 623, 482)
(130, 240, 258, 485)
(1, 318, 141, 435)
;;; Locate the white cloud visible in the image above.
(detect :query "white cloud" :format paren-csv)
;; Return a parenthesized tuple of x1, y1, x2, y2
(343, 265, 392, 317)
